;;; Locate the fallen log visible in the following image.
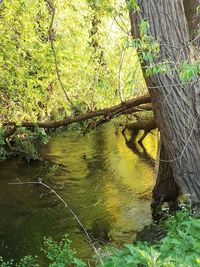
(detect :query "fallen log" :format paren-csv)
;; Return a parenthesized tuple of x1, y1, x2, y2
(1, 95, 153, 159)
(3, 95, 151, 130)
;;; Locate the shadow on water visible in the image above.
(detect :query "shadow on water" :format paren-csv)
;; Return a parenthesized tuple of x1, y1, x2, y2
(123, 129, 156, 168)
(0, 123, 157, 264)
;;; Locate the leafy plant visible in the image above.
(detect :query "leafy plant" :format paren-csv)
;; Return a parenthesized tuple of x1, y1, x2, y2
(100, 210, 200, 267)
(48, 163, 60, 176)
(42, 235, 86, 267)
(15, 256, 39, 267)
(179, 61, 200, 82)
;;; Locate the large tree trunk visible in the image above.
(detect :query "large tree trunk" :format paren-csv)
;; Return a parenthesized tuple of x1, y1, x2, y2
(130, 0, 200, 213)
(183, 0, 200, 42)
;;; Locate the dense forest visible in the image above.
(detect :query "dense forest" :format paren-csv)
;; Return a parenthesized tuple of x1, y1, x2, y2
(0, 0, 200, 266)
(0, 0, 152, 157)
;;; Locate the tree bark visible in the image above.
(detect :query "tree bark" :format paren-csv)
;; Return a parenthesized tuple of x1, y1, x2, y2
(183, 0, 200, 42)
(130, 0, 200, 213)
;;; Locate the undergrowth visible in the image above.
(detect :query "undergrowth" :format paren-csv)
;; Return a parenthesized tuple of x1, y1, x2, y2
(1, 210, 200, 267)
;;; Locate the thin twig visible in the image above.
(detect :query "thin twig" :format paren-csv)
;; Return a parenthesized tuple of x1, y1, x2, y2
(113, 16, 129, 35)
(5, 138, 26, 155)
(118, 49, 125, 102)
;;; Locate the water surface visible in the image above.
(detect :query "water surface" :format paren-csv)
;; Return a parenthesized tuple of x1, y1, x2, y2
(0, 123, 157, 263)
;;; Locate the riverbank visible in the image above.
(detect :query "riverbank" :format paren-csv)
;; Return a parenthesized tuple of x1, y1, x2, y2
(100, 209, 200, 267)
(1, 209, 199, 266)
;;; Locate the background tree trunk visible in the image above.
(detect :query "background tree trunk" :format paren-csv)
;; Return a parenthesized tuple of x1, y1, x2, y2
(130, 0, 200, 213)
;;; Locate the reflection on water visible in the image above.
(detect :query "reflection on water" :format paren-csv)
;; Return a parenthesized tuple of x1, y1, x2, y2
(0, 123, 157, 263)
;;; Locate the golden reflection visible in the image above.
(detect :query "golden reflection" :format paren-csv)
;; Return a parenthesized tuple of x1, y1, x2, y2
(91, 126, 158, 241)
(42, 124, 158, 246)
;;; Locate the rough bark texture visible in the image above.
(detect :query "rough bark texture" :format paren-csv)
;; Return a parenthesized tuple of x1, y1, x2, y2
(183, 0, 200, 42)
(131, 0, 200, 212)
(151, 141, 180, 215)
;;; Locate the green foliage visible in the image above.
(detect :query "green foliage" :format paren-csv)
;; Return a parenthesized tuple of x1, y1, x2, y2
(0, 236, 85, 267)
(86, 0, 113, 14)
(179, 61, 200, 82)
(0, 125, 50, 161)
(48, 163, 60, 176)
(0, 128, 5, 145)
(42, 235, 86, 267)
(135, 19, 162, 70)
(0, 0, 147, 161)
(145, 63, 171, 77)
(132, 18, 199, 84)
(139, 19, 149, 38)
(0, 147, 7, 161)
(0, 256, 38, 267)
(0, 0, 198, 121)
(99, 210, 200, 267)
(0, 257, 13, 267)
(126, 0, 140, 12)
(159, 211, 200, 266)
(0, 0, 146, 127)
(4, 127, 49, 161)
(15, 256, 39, 267)
(0, 127, 8, 160)
(0, 0, 53, 122)
(13, 128, 40, 161)
(35, 127, 49, 144)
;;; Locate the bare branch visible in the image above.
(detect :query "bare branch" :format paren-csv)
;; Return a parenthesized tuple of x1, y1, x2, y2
(45, 0, 74, 109)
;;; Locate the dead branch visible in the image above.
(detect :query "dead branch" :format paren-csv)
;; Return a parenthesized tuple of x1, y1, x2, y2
(3, 95, 151, 129)
(3, 125, 17, 139)
(5, 138, 26, 155)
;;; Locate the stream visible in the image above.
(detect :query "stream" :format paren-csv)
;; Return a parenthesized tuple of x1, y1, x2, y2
(0, 123, 157, 264)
